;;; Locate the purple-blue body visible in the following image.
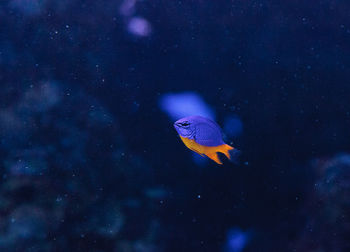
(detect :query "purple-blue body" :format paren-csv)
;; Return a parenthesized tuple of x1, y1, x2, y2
(174, 115, 225, 147)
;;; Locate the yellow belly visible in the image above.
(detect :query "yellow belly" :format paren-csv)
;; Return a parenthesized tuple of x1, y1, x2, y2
(179, 136, 233, 165)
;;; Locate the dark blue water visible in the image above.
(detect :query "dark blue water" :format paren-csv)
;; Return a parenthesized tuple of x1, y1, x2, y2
(1, 0, 350, 251)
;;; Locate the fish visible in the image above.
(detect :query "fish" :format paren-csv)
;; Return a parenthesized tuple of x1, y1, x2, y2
(174, 115, 239, 165)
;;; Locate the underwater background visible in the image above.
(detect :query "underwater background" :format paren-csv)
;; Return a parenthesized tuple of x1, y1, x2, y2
(1, 0, 350, 251)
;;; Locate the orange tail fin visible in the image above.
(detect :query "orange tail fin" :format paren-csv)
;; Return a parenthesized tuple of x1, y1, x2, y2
(223, 144, 241, 164)
(218, 144, 234, 160)
(205, 144, 239, 165)
(206, 152, 223, 165)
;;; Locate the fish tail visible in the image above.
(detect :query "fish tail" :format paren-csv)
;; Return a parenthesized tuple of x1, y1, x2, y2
(216, 144, 241, 165)
(206, 152, 223, 165)
(205, 144, 241, 165)
(228, 147, 241, 165)
(220, 144, 234, 159)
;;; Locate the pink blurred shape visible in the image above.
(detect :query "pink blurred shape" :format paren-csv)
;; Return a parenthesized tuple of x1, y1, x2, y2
(119, 0, 136, 16)
(127, 17, 152, 37)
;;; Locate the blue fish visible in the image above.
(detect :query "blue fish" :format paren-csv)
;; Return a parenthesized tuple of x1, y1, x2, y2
(174, 115, 239, 164)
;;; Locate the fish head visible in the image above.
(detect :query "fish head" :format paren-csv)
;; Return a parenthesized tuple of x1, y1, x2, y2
(174, 117, 195, 139)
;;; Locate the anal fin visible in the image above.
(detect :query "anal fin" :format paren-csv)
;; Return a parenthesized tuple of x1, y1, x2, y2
(189, 147, 205, 157)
